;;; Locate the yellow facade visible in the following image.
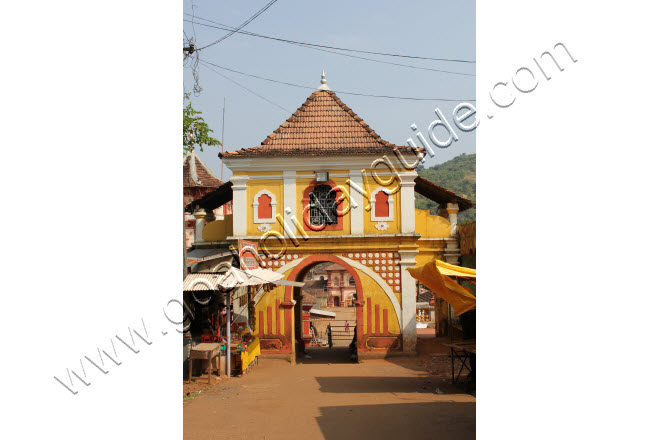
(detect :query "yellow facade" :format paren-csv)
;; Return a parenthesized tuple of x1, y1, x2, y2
(202, 215, 233, 242)
(200, 164, 457, 353)
(414, 209, 451, 238)
(246, 179, 284, 236)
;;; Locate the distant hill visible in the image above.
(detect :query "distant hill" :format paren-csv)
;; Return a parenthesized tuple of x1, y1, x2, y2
(415, 153, 476, 224)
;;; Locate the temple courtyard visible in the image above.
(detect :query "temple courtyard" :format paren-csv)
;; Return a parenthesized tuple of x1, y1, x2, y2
(183, 334, 475, 439)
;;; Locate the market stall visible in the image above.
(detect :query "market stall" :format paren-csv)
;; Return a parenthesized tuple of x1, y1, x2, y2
(183, 263, 283, 379)
(407, 260, 476, 384)
(407, 260, 476, 315)
(230, 328, 261, 375)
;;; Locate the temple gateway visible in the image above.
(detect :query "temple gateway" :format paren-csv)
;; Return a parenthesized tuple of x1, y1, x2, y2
(186, 73, 474, 357)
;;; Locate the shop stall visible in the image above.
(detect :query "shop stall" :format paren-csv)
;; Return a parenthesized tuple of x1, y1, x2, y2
(183, 264, 282, 379)
(230, 328, 261, 375)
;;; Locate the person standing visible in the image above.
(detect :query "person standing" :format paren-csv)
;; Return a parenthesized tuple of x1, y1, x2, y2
(344, 320, 349, 333)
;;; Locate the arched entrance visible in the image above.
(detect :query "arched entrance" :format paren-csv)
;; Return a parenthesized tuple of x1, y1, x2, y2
(283, 255, 365, 361)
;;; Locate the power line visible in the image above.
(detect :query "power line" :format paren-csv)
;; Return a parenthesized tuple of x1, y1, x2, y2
(190, 1, 197, 41)
(197, 0, 279, 50)
(184, 18, 474, 76)
(288, 41, 475, 77)
(198, 61, 292, 113)
(201, 60, 308, 89)
(185, 14, 476, 64)
(199, 59, 476, 102)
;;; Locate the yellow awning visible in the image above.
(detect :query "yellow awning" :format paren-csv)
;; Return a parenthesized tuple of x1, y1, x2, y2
(434, 260, 476, 279)
(407, 260, 476, 315)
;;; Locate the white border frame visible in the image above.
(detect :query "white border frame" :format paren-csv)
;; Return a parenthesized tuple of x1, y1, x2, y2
(252, 189, 277, 224)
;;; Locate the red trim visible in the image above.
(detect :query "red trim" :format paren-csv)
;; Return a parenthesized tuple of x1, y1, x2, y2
(301, 179, 345, 232)
(367, 297, 372, 335)
(276, 299, 281, 335)
(375, 304, 381, 336)
(267, 306, 273, 334)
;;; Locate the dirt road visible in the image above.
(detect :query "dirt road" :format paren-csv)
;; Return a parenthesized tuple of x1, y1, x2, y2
(183, 345, 475, 440)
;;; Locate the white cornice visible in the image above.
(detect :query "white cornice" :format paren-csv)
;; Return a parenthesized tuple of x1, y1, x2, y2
(232, 171, 413, 181)
(223, 154, 420, 172)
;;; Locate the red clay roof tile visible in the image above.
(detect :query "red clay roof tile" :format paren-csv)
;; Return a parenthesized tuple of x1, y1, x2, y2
(183, 154, 223, 188)
(220, 90, 422, 158)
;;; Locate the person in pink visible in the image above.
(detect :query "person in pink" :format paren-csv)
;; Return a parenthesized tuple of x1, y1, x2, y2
(344, 320, 349, 332)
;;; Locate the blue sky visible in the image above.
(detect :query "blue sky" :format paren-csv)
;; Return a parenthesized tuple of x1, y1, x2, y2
(183, 0, 475, 180)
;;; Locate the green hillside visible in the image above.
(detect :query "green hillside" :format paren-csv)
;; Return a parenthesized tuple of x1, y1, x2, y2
(415, 153, 476, 224)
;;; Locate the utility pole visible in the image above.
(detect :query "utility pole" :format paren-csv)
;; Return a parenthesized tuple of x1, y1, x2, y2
(221, 97, 225, 181)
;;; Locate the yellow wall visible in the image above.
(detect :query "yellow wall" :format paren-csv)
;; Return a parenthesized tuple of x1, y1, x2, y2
(254, 284, 287, 334)
(414, 209, 451, 238)
(414, 248, 446, 267)
(236, 170, 451, 243)
(359, 271, 401, 334)
(202, 215, 233, 241)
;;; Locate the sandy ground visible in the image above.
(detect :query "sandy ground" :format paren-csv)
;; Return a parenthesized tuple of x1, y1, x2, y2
(183, 333, 475, 440)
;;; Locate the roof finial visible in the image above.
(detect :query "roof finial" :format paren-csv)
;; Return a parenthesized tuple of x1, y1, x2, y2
(317, 69, 331, 91)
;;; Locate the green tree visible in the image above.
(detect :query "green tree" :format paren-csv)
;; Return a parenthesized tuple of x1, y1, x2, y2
(183, 94, 221, 155)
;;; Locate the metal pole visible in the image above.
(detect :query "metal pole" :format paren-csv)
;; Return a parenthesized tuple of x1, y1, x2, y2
(448, 301, 452, 343)
(226, 289, 231, 377)
(221, 98, 225, 181)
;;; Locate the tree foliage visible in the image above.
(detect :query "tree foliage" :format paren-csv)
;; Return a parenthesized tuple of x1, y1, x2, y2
(183, 94, 221, 155)
(415, 153, 476, 224)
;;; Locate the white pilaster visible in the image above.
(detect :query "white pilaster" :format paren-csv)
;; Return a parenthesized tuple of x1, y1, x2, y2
(349, 170, 364, 235)
(192, 207, 206, 244)
(230, 175, 249, 237)
(399, 171, 417, 233)
(398, 249, 419, 352)
(195, 218, 204, 243)
(282, 171, 297, 233)
(447, 202, 459, 237)
(444, 238, 461, 265)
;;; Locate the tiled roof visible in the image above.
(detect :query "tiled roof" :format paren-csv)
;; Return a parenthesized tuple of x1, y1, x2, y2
(183, 153, 223, 188)
(302, 292, 317, 305)
(323, 263, 347, 272)
(414, 176, 475, 211)
(220, 90, 421, 158)
(304, 279, 328, 290)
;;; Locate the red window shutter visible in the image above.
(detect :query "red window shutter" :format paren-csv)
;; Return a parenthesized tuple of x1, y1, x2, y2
(257, 194, 272, 219)
(374, 191, 389, 217)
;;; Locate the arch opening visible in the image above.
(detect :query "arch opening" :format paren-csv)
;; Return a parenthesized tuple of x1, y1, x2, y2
(285, 255, 364, 363)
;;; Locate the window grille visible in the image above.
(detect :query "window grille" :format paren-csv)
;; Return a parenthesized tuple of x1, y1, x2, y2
(309, 184, 337, 226)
